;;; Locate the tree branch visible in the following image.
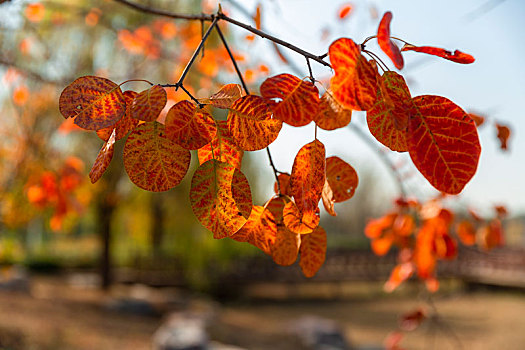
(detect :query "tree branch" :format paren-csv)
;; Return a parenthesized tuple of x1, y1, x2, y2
(215, 24, 249, 95)
(112, 0, 212, 21)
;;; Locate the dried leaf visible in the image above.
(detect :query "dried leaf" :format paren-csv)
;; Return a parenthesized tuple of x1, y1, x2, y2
(59, 76, 126, 130)
(123, 122, 190, 192)
(495, 122, 511, 151)
(202, 84, 243, 109)
(401, 44, 475, 64)
(321, 180, 336, 216)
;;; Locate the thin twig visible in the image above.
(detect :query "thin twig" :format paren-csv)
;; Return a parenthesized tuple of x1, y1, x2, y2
(266, 146, 281, 195)
(175, 16, 219, 87)
(348, 123, 406, 198)
(363, 49, 390, 72)
(306, 58, 315, 84)
(215, 24, 250, 95)
(112, 0, 212, 21)
(217, 13, 331, 68)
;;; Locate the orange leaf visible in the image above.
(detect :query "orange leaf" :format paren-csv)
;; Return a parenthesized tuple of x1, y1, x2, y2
(495, 205, 508, 218)
(329, 38, 379, 111)
(384, 262, 414, 292)
(131, 85, 167, 122)
(325, 156, 358, 202)
(414, 222, 437, 279)
(401, 44, 475, 64)
(314, 90, 352, 131)
(230, 205, 276, 255)
(377, 12, 404, 70)
(321, 179, 337, 217)
(59, 76, 126, 130)
(271, 225, 300, 266)
(365, 213, 395, 239)
(97, 90, 139, 141)
(299, 226, 327, 277)
(165, 100, 217, 150)
(495, 122, 511, 151)
(367, 71, 412, 152)
(264, 196, 287, 225)
(283, 201, 320, 235)
(198, 120, 243, 169)
(123, 122, 190, 192)
(338, 4, 353, 19)
(260, 73, 320, 127)
(468, 113, 485, 127)
(25, 3, 45, 23)
(89, 129, 116, 184)
(13, 85, 29, 106)
(371, 235, 394, 256)
(478, 219, 504, 251)
(274, 173, 292, 196)
(456, 220, 476, 246)
(227, 95, 282, 151)
(408, 95, 481, 194)
(393, 214, 415, 237)
(290, 140, 326, 212)
(190, 160, 252, 239)
(203, 84, 243, 109)
(253, 4, 262, 30)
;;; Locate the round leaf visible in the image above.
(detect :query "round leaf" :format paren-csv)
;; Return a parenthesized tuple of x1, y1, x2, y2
(131, 85, 167, 122)
(314, 90, 352, 130)
(198, 120, 243, 169)
(326, 156, 358, 202)
(299, 226, 327, 277)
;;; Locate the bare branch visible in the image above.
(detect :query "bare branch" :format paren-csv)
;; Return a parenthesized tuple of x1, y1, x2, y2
(112, 0, 212, 21)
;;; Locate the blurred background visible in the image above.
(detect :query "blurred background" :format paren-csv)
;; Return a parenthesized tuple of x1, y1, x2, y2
(0, 0, 524, 349)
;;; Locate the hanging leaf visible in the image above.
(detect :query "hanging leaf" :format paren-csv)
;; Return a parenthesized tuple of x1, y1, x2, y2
(299, 226, 327, 277)
(230, 205, 276, 255)
(456, 220, 476, 246)
(274, 173, 292, 196)
(89, 129, 116, 184)
(321, 180, 336, 216)
(314, 90, 352, 130)
(495, 122, 511, 151)
(367, 71, 412, 152)
(201, 84, 243, 109)
(264, 195, 287, 224)
(384, 262, 414, 292)
(253, 4, 262, 29)
(165, 100, 217, 150)
(468, 112, 485, 127)
(131, 84, 167, 122)
(260, 73, 320, 127)
(283, 201, 320, 235)
(377, 12, 404, 70)
(190, 160, 252, 239)
(329, 38, 379, 111)
(401, 44, 475, 64)
(290, 140, 326, 212)
(478, 219, 504, 251)
(198, 120, 243, 169)
(325, 156, 358, 202)
(123, 122, 190, 192)
(338, 4, 353, 19)
(271, 225, 300, 266)
(408, 95, 481, 194)
(97, 90, 140, 141)
(59, 76, 126, 130)
(227, 95, 282, 151)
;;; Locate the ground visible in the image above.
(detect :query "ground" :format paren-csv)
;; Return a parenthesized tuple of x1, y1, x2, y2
(0, 276, 524, 349)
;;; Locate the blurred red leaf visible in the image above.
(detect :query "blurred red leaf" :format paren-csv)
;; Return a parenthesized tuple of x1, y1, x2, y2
(495, 122, 511, 151)
(401, 44, 475, 64)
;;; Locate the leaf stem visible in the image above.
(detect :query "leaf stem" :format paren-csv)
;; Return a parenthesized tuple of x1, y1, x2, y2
(363, 49, 389, 72)
(119, 78, 154, 87)
(215, 24, 250, 95)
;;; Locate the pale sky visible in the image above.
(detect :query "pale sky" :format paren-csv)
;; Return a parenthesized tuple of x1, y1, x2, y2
(225, 0, 525, 215)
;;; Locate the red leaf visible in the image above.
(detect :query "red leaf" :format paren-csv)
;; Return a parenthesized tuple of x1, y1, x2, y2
(59, 76, 126, 130)
(408, 95, 481, 194)
(123, 122, 190, 192)
(329, 38, 379, 111)
(260, 73, 320, 127)
(338, 4, 353, 19)
(198, 120, 243, 169)
(97, 90, 139, 141)
(495, 122, 511, 151)
(89, 129, 116, 184)
(325, 156, 358, 202)
(314, 90, 352, 131)
(131, 85, 167, 122)
(399, 308, 426, 331)
(377, 12, 404, 70)
(401, 44, 475, 64)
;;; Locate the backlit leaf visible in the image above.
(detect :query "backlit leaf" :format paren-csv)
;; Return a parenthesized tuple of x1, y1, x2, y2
(274, 173, 292, 196)
(299, 226, 327, 277)
(260, 73, 320, 127)
(283, 201, 320, 235)
(329, 38, 379, 111)
(384, 262, 414, 292)
(377, 12, 404, 70)
(264, 196, 287, 224)
(401, 44, 475, 64)
(290, 140, 325, 212)
(165, 100, 217, 150)
(227, 95, 282, 151)
(97, 90, 139, 141)
(456, 220, 476, 246)
(190, 160, 252, 239)
(478, 219, 504, 251)
(123, 122, 190, 192)
(367, 71, 412, 152)
(314, 90, 352, 130)
(89, 129, 116, 184)
(131, 85, 167, 121)
(408, 96, 481, 194)
(321, 180, 336, 216)
(202, 84, 243, 109)
(230, 205, 276, 255)
(495, 122, 511, 151)
(59, 76, 126, 130)
(325, 156, 358, 202)
(198, 120, 243, 169)
(338, 4, 353, 19)
(271, 225, 300, 266)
